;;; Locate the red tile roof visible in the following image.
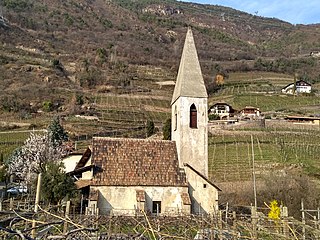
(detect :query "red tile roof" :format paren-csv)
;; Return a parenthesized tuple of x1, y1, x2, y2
(90, 137, 187, 187)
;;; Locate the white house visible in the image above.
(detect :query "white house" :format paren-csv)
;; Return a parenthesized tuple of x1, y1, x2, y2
(208, 103, 235, 120)
(281, 80, 312, 94)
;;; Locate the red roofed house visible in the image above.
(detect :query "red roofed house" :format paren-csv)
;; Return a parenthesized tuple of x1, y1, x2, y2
(239, 106, 261, 120)
(72, 28, 221, 216)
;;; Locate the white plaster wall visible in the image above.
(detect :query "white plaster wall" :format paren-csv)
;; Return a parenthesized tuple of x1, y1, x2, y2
(91, 186, 190, 215)
(62, 155, 82, 173)
(172, 96, 208, 177)
(297, 86, 311, 93)
(82, 169, 93, 180)
(185, 167, 219, 215)
(283, 85, 311, 94)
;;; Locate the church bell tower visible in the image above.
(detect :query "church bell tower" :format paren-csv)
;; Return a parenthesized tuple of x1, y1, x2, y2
(171, 28, 208, 177)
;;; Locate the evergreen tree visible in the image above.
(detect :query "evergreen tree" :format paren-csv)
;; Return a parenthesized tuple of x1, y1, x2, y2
(163, 118, 171, 140)
(48, 116, 68, 146)
(146, 120, 155, 137)
(41, 161, 76, 205)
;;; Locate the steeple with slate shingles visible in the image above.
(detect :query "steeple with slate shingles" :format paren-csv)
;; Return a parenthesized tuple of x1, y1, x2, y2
(171, 28, 208, 177)
(171, 28, 208, 105)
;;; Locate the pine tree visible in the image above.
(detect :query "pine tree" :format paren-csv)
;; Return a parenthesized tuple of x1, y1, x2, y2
(146, 120, 155, 137)
(163, 118, 171, 140)
(48, 116, 68, 146)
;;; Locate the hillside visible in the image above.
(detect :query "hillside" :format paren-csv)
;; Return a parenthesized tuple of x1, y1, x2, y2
(2, 0, 320, 217)
(1, 0, 320, 146)
(1, 0, 320, 96)
(1, 0, 320, 145)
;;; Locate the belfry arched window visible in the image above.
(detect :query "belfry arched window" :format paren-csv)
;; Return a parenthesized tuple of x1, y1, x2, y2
(190, 104, 197, 128)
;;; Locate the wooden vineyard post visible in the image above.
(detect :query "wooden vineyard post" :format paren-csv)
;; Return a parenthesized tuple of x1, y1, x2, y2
(251, 206, 257, 240)
(32, 173, 42, 239)
(63, 201, 71, 234)
(281, 206, 289, 238)
(232, 211, 237, 232)
(301, 199, 306, 240)
(9, 197, 13, 210)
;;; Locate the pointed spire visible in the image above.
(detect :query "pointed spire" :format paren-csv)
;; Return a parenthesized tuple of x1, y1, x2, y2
(171, 28, 208, 105)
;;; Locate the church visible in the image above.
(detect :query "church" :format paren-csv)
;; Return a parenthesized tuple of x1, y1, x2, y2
(71, 28, 221, 216)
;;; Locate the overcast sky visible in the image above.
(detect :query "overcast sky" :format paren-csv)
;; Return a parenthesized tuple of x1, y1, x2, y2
(180, 0, 320, 25)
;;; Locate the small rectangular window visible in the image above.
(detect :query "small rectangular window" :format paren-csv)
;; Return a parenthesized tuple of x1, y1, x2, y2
(174, 113, 177, 131)
(152, 201, 161, 214)
(203, 184, 207, 188)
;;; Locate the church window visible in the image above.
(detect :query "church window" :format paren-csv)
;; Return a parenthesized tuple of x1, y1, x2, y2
(152, 201, 161, 214)
(203, 184, 207, 188)
(190, 104, 197, 128)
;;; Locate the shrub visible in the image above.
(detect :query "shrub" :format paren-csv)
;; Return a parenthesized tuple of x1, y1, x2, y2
(208, 114, 220, 121)
(40, 161, 77, 205)
(163, 118, 171, 140)
(76, 94, 84, 105)
(146, 120, 155, 137)
(63, 13, 74, 26)
(42, 100, 53, 112)
(3, 0, 32, 12)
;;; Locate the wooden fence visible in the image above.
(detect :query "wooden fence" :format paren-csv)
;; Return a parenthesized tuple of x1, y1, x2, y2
(1, 197, 320, 239)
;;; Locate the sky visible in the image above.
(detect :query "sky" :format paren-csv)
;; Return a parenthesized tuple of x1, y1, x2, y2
(180, 0, 320, 25)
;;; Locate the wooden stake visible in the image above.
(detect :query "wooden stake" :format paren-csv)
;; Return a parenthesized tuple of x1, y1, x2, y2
(63, 201, 71, 234)
(31, 173, 42, 239)
(301, 199, 306, 240)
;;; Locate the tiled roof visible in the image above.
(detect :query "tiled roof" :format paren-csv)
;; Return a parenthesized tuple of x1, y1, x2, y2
(75, 179, 91, 189)
(184, 163, 222, 191)
(171, 28, 207, 104)
(90, 137, 187, 187)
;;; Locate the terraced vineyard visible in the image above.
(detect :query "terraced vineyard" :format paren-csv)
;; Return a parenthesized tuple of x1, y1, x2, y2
(209, 71, 320, 115)
(0, 130, 46, 160)
(209, 127, 320, 183)
(65, 92, 172, 139)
